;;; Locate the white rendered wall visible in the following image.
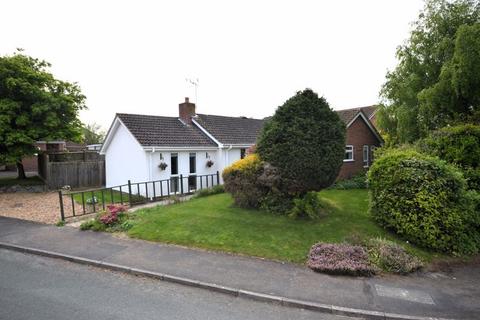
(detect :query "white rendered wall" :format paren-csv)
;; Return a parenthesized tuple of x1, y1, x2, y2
(104, 123, 148, 188)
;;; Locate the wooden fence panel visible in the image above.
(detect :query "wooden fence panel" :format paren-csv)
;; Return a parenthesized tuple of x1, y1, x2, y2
(46, 161, 105, 189)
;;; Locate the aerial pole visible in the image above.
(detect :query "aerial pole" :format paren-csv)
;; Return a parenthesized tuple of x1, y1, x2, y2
(186, 78, 199, 106)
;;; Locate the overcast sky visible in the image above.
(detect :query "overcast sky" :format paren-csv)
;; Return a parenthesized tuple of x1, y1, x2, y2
(2, 0, 424, 130)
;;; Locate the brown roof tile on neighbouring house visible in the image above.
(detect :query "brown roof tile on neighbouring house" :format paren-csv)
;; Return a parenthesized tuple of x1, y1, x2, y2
(195, 114, 265, 145)
(335, 105, 378, 125)
(117, 113, 217, 147)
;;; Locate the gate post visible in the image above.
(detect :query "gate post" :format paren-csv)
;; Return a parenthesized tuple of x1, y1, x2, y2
(58, 191, 65, 221)
(127, 180, 132, 205)
(180, 175, 184, 194)
(216, 171, 220, 185)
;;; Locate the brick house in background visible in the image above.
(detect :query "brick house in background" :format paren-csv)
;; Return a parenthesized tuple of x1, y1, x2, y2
(336, 106, 383, 180)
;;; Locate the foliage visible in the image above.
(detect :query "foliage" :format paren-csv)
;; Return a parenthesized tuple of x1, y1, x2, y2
(259, 190, 294, 215)
(307, 243, 377, 276)
(379, 0, 480, 144)
(289, 192, 328, 219)
(80, 204, 130, 232)
(55, 220, 65, 227)
(257, 89, 345, 195)
(367, 238, 423, 274)
(0, 51, 86, 178)
(368, 148, 480, 254)
(330, 171, 368, 189)
(222, 154, 269, 208)
(193, 184, 224, 198)
(419, 124, 480, 189)
(82, 122, 105, 145)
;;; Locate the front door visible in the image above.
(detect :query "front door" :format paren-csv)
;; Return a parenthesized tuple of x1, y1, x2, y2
(188, 153, 197, 191)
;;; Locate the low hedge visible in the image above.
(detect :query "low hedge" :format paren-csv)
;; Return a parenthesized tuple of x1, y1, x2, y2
(368, 148, 480, 255)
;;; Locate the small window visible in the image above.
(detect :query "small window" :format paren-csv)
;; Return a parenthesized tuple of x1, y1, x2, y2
(240, 148, 246, 159)
(363, 145, 369, 167)
(344, 145, 354, 162)
(171, 153, 178, 175)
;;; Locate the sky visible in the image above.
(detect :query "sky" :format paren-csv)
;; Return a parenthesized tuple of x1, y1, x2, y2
(1, 0, 425, 130)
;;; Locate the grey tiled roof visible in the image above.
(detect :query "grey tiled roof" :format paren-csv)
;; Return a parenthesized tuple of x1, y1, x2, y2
(195, 114, 265, 145)
(117, 113, 217, 147)
(336, 105, 378, 125)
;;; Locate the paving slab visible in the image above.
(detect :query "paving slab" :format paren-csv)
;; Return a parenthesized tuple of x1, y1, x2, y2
(0, 216, 478, 319)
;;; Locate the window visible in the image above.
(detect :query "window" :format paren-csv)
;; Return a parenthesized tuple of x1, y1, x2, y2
(344, 145, 354, 162)
(363, 145, 369, 167)
(171, 153, 178, 175)
(370, 146, 376, 163)
(240, 148, 246, 159)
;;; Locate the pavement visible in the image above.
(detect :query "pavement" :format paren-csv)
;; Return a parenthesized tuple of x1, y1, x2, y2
(0, 216, 479, 320)
(0, 249, 355, 320)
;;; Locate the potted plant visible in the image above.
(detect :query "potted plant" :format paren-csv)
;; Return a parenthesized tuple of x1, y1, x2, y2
(158, 162, 168, 170)
(206, 160, 214, 168)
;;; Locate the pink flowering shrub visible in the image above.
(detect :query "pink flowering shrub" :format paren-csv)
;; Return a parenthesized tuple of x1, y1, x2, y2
(307, 243, 376, 276)
(99, 205, 127, 226)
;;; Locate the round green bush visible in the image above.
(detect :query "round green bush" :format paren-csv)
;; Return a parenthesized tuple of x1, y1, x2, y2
(419, 124, 480, 190)
(367, 148, 480, 254)
(257, 89, 346, 195)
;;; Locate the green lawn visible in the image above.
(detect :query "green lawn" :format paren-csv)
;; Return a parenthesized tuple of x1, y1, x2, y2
(72, 189, 144, 206)
(0, 175, 44, 187)
(127, 190, 442, 263)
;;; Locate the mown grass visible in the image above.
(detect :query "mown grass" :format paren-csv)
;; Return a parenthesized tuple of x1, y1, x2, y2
(127, 190, 443, 263)
(72, 189, 144, 206)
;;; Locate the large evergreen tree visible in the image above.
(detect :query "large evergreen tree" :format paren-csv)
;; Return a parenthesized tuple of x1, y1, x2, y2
(257, 89, 345, 195)
(0, 51, 86, 178)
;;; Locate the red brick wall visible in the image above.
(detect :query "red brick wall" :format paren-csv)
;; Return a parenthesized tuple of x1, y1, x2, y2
(337, 116, 381, 180)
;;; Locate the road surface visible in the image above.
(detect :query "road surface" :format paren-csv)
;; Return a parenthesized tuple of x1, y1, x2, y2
(0, 249, 356, 320)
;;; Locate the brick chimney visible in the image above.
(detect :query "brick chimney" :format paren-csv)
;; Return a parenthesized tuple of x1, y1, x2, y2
(179, 97, 196, 124)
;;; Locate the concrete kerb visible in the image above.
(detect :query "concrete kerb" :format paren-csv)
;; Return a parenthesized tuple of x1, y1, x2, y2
(0, 241, 454, 320)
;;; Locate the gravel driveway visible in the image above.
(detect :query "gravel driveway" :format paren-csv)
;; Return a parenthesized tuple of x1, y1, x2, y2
(0, 192, 69, 224)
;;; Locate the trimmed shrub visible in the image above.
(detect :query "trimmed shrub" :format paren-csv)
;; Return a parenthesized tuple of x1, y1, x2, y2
(223, 154, 269, 208)
(331, 171, 368, 189)
(368, 148, 480, 254)
(257, 89, 346, 195)
(289, 192, 328, 219)
(260, 190, 294, 215)
(307, 243, 376, 276)
(367, 238, 423, 274)
(419, 124, 480, 190)
(194, 184, 224, 198)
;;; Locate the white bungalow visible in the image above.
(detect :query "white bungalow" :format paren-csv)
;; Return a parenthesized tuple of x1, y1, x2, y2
(100, 98, 263, 194)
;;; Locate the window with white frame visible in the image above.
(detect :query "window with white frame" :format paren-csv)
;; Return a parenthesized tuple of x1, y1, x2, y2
(363, 145, 369, 167)
(344, 145, 354, 161)
(370, 146, 376, 163)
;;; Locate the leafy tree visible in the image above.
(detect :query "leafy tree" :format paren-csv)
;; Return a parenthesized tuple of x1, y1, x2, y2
(379, 0, 480, 144)
(257, 89, 345, 195)
(82, 122, 105, 145)
(0, 51, 86, 178)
